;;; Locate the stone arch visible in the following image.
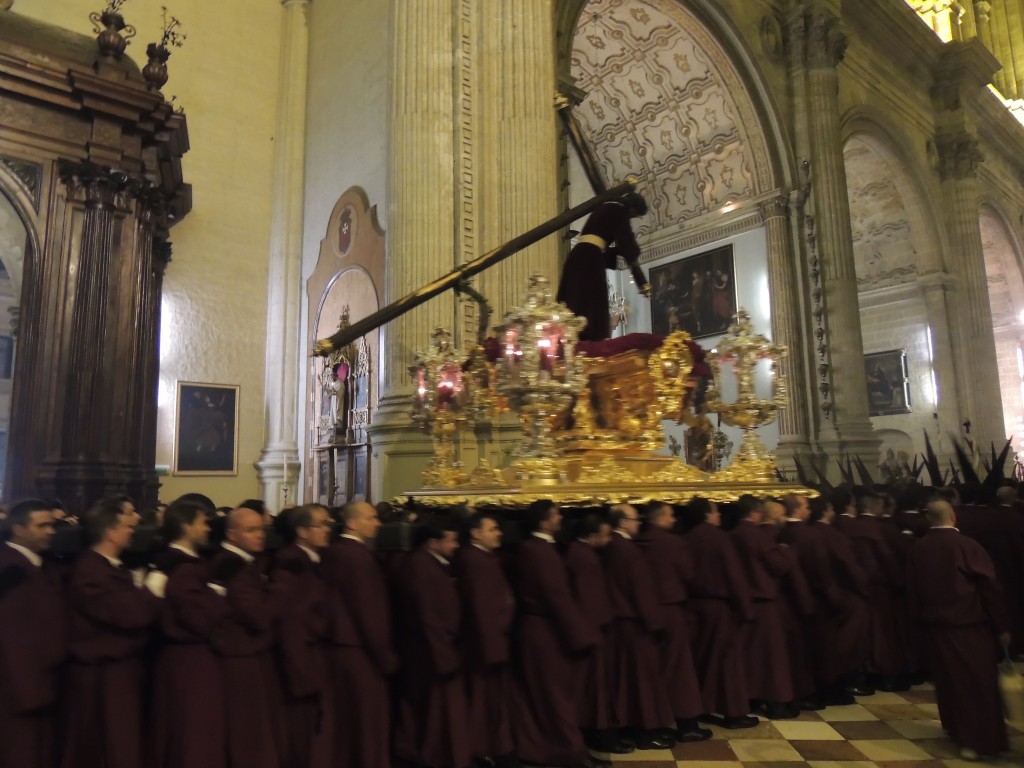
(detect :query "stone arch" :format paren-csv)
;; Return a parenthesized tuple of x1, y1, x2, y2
(563, 0, 792, 238)
(980, 202, 1024, 446)
(0, 165, 41, 297)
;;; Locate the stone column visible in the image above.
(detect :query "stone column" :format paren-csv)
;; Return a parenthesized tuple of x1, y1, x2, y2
(760, 196, 812, 467)
(479, 0, 561, 316)
(919, 272, 963, 460)
(800, 5, 878, 463)
(936, 137, 1006, 446)
(973, 1, 994, 50)
(255, 0, 310, 511)
(369, 0, 458, 502)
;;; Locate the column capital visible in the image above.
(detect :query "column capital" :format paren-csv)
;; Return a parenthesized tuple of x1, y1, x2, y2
(758, 194, 791, 221)
(281, 0, 310, 6)
(935, 133, 983, 180)
(804, 5, 848, 70)
(973, 0, 992, 24)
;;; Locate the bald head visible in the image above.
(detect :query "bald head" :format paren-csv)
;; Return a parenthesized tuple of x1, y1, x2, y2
(925, 500, 956, 528)
(343, 501, 380, 542)
(226, 506, 266, 554)
(763, 500, 786, 527)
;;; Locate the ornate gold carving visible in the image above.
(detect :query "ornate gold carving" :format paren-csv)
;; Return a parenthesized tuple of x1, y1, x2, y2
(410, 328, 469, 488)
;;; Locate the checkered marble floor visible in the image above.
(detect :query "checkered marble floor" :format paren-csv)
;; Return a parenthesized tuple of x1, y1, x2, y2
(596, 683, 1024, 768)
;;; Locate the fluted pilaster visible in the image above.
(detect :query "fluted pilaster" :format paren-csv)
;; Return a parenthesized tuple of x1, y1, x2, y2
(760, 196, 811, 459)
(256, 0, 310, 511)
(800, 5, 877, 459)
(919, 272, 962, 458)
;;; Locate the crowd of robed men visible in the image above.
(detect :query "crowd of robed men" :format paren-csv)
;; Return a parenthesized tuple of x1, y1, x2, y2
(0, 485, 1016, 768)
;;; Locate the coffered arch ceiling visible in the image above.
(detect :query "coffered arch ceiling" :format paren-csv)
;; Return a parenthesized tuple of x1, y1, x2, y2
(570, 0, 775, 238)
(843, 134, 943, 288)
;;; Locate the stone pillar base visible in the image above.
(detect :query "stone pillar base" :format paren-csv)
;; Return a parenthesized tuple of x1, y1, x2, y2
(368, 396, 435, 504)
(816, 427, 882, 483)
(255, 445, 300, 513)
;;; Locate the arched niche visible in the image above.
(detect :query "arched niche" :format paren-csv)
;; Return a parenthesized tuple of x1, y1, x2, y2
(304, 187, 385, 504)
(568, 0, 781, 238)
(980, 204, 1024, 448)
(843, 130, 953, 458)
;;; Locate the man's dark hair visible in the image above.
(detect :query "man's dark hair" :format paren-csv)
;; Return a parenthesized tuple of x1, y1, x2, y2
(291, 503, 328, 531)
(830, 487, 854, 514)
(680, 496, 713, 528)
(3, 498, 52, 539)
(737, 494, 762, 518)
(462, 511, 498, 544)
(45, 498, 65, 513)
(238, 499, 267, 516)
(644, 501, 671, 524)
(175, 493, 216, 515)
(525, 500, 555, 533)
(574, 513, 608, 540)
(413, 515, 457, 548)
(82, 497, 128, 546)
(161, 500, 207, 543)
(808, 495, 831, 523)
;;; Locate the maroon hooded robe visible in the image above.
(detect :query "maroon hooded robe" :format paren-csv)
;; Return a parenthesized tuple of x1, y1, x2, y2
(684, 521, 753, 718)
(394, 548, 470, 768)
(150, 546, 228, 768)
(635, 525, 703, 722)
(511, 534, 599, 765)
(772, 523, 818, 699)
(322, 536, 399, 768)
(0, 544, 66, 768)
(564, 539, 613, 731)
(814, 523, 870, 685)
(557, 200, 642, 341)
(273, 544, 334, 768)
(208, 545, 287, 768)
(454, 544, 516, 760)
(906, 527, 1008, 756)
(61, 549, 160, 768)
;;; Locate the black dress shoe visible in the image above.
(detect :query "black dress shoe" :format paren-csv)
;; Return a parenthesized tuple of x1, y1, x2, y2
(792, 697, 825, 711)
(579, 756, 612, 768)
(846, 686, 874, 697)
(764, 702, 799, 719)
(634, 732, 675, 750)
(722, 715, 760, 729)
(676, 727, 713, 742)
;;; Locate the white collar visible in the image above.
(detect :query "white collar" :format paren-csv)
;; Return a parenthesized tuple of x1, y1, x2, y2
(531, 532, 555, 544)
(430, 551, 449, 566)
(221, 542, 255, 563)
(614, 529, 632, 540)
(170, 542, 199, 558)
(94, 549, 123, 569)
(6, 541, 42, 567)
(785, 517, 803, 523)
(298, 544, 321, 563)
(839, 513, 855, 517)
(931, 525, 960, 531)
(341, 533, 364, 545)
(472, 543, 490, 553)
(901, 510, 921, 515)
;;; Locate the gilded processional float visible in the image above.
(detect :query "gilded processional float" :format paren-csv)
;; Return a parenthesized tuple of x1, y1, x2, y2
(315, 180, 814, 509)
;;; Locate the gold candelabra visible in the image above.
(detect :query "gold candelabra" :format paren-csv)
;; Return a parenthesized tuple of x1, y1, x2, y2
(494, 274, 586, 483)
(706, 310, 788, 482)
(409, 328, 469, 488)
(463, 345, 506, 485)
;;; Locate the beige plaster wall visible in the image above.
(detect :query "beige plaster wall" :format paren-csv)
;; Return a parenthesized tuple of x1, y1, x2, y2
(298, 0, 389, 488)
(18, 1, 283, 507)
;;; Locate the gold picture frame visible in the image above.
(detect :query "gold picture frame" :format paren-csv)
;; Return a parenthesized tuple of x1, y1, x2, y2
(173, 382, 240, 476)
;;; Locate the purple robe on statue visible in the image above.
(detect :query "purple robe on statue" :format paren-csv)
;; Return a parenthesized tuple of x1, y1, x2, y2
(454, 545, 516, 760)
(603, 532, 674, 730)
(61, 550, 160, 768)
(394, 548, 470, 768)
(510, 535, 599, 766)
(907, 527, 1009, 756)
(564, 540, 613, 730)
(730, 519, 794, 703)
(0, 544, 66, 768)
(322, 537, 399, 768)
(684, 522, 753, 718)
(208, 547, 287, 768)
(557, 201, 642, 341)
(151, 547, 228, 768)
(635, 525, 703, 721)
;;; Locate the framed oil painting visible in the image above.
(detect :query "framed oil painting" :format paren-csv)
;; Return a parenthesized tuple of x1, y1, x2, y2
(864, 350, 911, 416)
(173, 382, 240, 475)
(650, 244, 736, 339)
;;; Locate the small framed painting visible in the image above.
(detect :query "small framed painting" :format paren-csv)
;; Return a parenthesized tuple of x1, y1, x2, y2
(864, 350, 911, 416)
(173, 382, 240, 475)
(649, 244, 736, 339)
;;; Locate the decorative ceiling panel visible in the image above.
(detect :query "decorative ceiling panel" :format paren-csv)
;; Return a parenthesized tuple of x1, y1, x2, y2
(571, 0, 770, 237)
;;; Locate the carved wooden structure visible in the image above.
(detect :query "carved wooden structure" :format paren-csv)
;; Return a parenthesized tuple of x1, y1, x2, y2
(0, 12, 190, 514)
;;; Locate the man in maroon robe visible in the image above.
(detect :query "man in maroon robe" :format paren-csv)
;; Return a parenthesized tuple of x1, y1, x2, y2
(510, 500, 602, 768)
(0, 499, 66, 768)
(149, 500, 228, 768)
(635, 502, 710, 741)
(208, 506, 287, 768)
(453, 512, 519, 767)
(273, 504, 334, 768)
(682, 498, 757, 728)
(907, 501, 1010, 761)
(394, 519, 470, 768)
(62, 498, 161, 768)
(730, 495, 797, 719)
(557, 193, 649, 341)
(322, 501, 399, 768)
(603, 505, 675, 748)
